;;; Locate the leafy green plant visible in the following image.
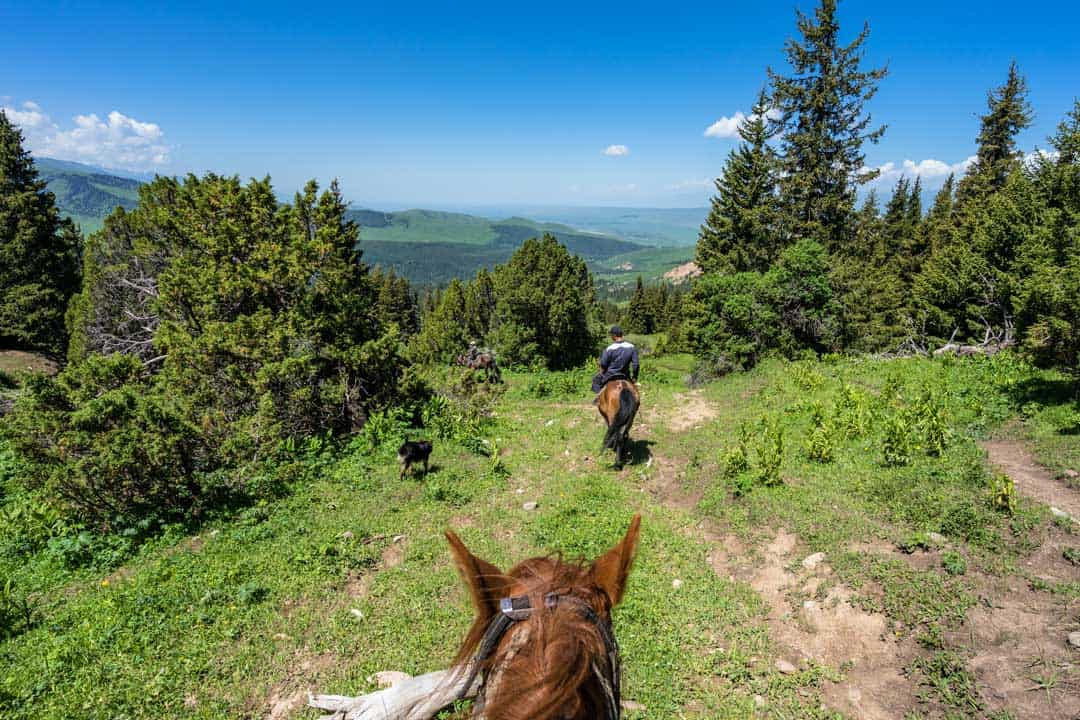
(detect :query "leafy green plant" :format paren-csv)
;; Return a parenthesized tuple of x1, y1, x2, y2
(754, 419, 784, 486)
(914, 390, 950, 457)
(1064, 547, 1080, 566)
(722, 422, 752, 478)
(988, 474, 1017, 515)
(834, 382, 873, 438)
(791, 364, 824, 391)
(804, 404, 836, 463)
(942, 551, 967, 576)
(0, 577, 36, 640)
(882, 409, 915, 467)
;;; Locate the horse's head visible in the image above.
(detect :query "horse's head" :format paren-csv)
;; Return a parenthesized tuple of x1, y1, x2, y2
(446, 515, 641, 720)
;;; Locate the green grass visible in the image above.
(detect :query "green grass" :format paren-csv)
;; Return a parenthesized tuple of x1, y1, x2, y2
(0, 352, 1074, 719)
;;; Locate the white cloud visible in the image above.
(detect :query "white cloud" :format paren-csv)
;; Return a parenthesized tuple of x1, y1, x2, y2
(871, 156, 976, 184)
(1, 99, 172, 170)
(704, 107, 780, 139)
(603, 144, 630, 157)
(704, 112, 746, 139)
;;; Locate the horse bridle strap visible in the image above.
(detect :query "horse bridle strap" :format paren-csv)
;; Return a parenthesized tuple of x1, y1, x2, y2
(455, 592, 622, 720)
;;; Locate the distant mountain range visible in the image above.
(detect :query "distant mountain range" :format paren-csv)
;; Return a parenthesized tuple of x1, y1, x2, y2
(36, 157, 696, 285)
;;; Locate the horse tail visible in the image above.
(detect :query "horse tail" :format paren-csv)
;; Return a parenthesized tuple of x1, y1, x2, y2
(603, 387, 638, 450)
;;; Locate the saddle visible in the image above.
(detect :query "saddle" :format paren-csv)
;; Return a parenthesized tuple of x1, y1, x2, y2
(592, 371, 632, 399)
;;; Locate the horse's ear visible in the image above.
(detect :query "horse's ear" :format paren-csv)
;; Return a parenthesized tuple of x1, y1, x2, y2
(591, 514, 641, 606)
(446, 530, 513, 618)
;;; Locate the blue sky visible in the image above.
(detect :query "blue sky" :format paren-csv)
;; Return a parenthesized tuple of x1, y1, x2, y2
(2, 0, 1078, 207)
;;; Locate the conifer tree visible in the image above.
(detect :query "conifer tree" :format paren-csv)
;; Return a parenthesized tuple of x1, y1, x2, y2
(881, 176, 912, 257)
(625, 276, 652, 334)
(463, 268, 496, 342)
(1015, 100, 1080, 376)
(769, 0, 887, 251)
(956, 62, 1033, 204)
(832, 190, 905, 350)
(696, 88, 781, 274)
(0, 110, 82, 356)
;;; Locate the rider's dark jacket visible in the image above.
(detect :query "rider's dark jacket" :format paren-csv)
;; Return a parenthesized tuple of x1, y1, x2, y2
(592, 340, 639, 392)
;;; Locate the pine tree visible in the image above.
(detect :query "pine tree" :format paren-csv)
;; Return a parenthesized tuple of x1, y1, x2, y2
(488, 234, 597, 369)
(881, 176, 911, 257)
(0, 110, 82, 356)
(463, 268, 496, 342)
(1015, 100, 1080, 376)
(769, 0, 887, 251)
(923, 174, 956, 255)
(832, 190, 905, 350)
(696, 88, 781, 274)
(625, 276, 652, 334)
(956, 62, 1033, 204)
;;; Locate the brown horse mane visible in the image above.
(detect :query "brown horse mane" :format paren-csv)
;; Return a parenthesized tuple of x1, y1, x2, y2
(451, 555, 613, 720)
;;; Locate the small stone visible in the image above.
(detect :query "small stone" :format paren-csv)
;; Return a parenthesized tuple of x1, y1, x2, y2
(928, 532, 946, 545)
(545, 419, 555, 426)
(341, 530, 355, 540)
(753, 694, 766, 708)
(392, 534, 406, 543)
(672, 579, 683, 590)
(522, 501, 539, 511)
(349, 608, 365, 621)
(802, 552, 826, 570)
(776, 659, 797, 674)
(1063, 469, 1078, 479)
(515, 488, 524, 494)
(621, 700, 646, 712)
(803, 600, 817, 610)
(1068, 631, 1080, 649)
(371, 671, 412, 688)
(1050, 507, 1074, 522)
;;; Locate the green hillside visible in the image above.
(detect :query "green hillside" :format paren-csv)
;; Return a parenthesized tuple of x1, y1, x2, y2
(35, 157, 142, 233)
(350, 209, 650, 283)
(34, 158, 691, 285)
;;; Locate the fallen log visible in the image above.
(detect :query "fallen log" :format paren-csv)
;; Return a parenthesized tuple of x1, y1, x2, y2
(308, 668, 477, 720)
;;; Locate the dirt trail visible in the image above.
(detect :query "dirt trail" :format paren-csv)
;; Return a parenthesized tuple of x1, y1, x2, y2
(663, 391, 718, 432)
(713, 529, 916, 719)
(983, 440, 1080, 521)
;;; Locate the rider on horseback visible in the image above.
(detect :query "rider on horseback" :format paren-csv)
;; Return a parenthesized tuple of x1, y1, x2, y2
(592, 325, 639, 395)
(465, 340, 482, 365)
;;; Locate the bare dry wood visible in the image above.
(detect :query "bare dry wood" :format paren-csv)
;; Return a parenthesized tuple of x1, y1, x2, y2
(308, 668, 477, 720)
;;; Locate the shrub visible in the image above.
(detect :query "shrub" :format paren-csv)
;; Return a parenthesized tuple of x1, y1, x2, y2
(2, 354, 222, 528)
(0, 577, 36, 640)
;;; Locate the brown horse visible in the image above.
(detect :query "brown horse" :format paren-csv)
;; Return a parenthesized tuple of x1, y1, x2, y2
(457, 352, 502, 383)
(596, 379, 640, 469)
(446, 515, 640, 720)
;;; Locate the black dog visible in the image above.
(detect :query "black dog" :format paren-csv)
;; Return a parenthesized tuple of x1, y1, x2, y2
(397, 440, 433, 479)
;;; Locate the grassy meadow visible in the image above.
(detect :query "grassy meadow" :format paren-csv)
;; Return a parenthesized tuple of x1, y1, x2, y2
(1, 351, 1078, 719)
